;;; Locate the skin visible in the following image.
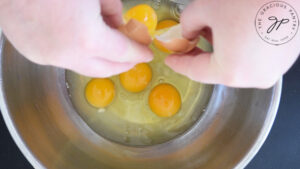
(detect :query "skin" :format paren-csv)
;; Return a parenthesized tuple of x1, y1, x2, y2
(0, 0, 299, 88)
(165, 0, 300, 88)
(0, 0, 152, 77)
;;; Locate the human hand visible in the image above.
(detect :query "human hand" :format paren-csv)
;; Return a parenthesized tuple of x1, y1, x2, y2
(0, 0, 152, 77)
(165, 0, 300, 88)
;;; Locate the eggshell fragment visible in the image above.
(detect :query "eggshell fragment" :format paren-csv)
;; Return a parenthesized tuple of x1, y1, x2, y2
(156, 24, 199, 53)
(119, 19, 152, 45)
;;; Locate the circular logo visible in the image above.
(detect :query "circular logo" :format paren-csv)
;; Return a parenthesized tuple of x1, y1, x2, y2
(255, 1, 299, 45)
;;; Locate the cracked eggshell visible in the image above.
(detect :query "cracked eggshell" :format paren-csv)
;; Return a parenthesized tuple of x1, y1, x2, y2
(156, 24, 199, 53)
(119, 19, 152, 45)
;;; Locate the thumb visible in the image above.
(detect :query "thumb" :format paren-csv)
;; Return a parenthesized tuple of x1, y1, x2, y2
(91, 24, 153, 64)
(165, 50, 224, 84)
(66, 57, 137, 78)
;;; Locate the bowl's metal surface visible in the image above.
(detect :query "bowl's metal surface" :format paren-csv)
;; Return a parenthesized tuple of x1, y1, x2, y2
(0, 33, 281, 169)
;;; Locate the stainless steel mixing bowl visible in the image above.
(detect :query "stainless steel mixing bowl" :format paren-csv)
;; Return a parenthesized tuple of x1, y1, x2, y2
(0, 0, 282, 168)
(0, 35, 282, 169)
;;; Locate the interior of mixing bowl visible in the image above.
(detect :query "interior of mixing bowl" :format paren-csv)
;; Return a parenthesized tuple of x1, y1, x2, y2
(0, 37, 281, 169)
(63, 0, 214, 147)
(65, 70, 214, 147)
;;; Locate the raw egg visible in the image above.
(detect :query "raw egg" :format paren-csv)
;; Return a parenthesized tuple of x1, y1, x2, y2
(66, 2, 214, 146)
(124, 4, 158, 36)
(85, 78, 115, 108)
(148, 83, 181, 117)
(154, 20, 178, 53)
(156, 24, 199, 53)
(120, 63, 152, 93)
(156, 20, 178, 30)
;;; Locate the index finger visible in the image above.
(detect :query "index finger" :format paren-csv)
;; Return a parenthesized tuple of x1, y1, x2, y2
(180, 0, 211, 40)
(100, 0, 123, 27)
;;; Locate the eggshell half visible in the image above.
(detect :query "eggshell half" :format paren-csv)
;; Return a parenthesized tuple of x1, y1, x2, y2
(119, 19, 152, 45)
(156, 24, 199, 53)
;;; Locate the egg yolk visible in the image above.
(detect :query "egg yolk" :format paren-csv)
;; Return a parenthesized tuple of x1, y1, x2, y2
(156, 20, 178, 30)
(120, 63, 152, 93)
(85, 78, 115, 108)
(154, 20, 178, 53)
(148, 83, 181, 117)
(124, 4, 158, 35)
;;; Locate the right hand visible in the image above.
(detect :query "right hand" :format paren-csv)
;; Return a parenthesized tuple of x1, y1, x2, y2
(165, 0, 300, 88)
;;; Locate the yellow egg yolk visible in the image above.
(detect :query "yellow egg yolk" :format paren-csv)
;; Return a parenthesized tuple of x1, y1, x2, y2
(120, 63, 152, 93)
(154, 20, 178, 53)
(124, 4, 158, 36)
(156, 20, 178, 30)
(148, 83, 181, 117)
(85, 78, 115, 108)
